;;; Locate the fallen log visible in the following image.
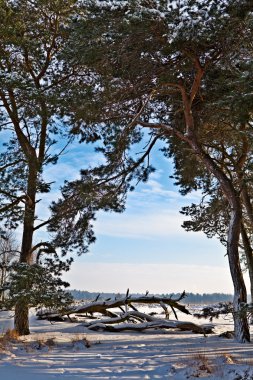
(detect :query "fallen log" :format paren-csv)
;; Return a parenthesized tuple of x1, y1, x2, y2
(37, 291, 190, 320)
(87, 319, 214, 335)
(83, 311, 158, 326)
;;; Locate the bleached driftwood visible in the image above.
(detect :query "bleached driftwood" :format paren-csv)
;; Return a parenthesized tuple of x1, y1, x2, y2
(36, 291, 211, 334)
(83, 311, 214, 334)
(88, 320, 213, 335)
(37, 291, 190, 320)
(88, 322, 213, 334)
(83, 310, 157, 325)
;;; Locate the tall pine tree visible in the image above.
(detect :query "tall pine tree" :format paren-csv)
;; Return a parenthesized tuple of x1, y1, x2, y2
(0, 0, 118, 334)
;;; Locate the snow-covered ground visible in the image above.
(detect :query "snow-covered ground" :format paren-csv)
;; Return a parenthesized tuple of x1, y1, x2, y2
(0, 307, 253, 379)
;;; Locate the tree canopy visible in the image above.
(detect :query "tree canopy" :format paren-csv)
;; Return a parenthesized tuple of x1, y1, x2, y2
(1, 0, 253, 343)
(0, 0, 123, 334)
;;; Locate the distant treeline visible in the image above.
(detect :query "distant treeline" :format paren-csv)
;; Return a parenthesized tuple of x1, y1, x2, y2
(70, 290, 236, 304)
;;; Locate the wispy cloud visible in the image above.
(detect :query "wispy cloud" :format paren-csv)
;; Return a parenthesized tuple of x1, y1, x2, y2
(140, 170, 202, 202)
(44, 144, 104, 186)
(94, 208, 186, 239)
(142, 179, 182, 199)
(93, 169, 202, 240)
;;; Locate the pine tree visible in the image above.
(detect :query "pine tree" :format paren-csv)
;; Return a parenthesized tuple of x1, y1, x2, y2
(0, 0, 105, 334)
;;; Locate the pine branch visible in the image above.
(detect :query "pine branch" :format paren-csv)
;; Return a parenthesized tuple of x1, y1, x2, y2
(0, 159, 23, 173)
(0, 197, 26, 213)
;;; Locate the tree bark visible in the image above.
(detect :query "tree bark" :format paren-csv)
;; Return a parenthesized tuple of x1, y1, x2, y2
(241, 186, 253, 227)
(14, 164, 38, 335)
(241, 187, 253, 305)
(14, 301, 30, 336)
(227, 208, 250, 342)
(20, 163, 37, 264)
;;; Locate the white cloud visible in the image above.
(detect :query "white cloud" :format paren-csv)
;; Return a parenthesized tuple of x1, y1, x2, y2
(94, 208, 186, 239)
(142, 179, 182, 199)
(141, 177, 202, 202)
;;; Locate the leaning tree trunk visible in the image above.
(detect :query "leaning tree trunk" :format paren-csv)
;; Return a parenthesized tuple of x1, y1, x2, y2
(241, 187, 253, 304)
(139, 60, 251, 342)
(227, 207, 250, 342)
(190, 151, 250, 342)
(241, 223, 253, 325)
(196, 156, 250, 342)
(14, 166, 37, 335)
(241, 223, 253, 305)
(179, 82, 250, 342)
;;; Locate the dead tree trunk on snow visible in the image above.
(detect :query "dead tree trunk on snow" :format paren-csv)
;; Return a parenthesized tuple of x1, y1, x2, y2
(37, 291, 190, 320)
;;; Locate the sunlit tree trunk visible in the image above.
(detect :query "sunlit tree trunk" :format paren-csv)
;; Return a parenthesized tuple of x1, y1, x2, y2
(227, 209, 250, 342)
(241, 223, 253, 325)
(14, 302, 30, 336)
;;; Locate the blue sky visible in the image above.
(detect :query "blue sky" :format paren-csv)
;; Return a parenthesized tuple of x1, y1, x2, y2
(38, 136, 249, 294)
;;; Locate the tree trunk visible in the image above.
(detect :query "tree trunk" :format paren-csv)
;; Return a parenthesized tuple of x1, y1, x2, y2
(141, 62, 250, 342)
(241, 223, 253, 304)
(241, 187, 253, 306)
(20, 170, 37, 265)
(227, 208, 250, 342)
(180, 94, 250, 342)
(37, 292, 190, 319)
(241, 186, 253, 228)
(241, 223, 253, 325)
(87, 318, 213, 334)
(14, 301, 30, 336)
(14, 165, 37, 335)
(183, 146, 250, 341)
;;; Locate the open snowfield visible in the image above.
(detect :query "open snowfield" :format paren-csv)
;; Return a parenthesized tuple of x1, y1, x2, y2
(1, 307, 253, 379)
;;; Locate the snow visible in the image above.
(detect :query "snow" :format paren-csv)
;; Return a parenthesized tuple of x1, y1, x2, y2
(84, 0, 236, 51)
(1, 307, 253, 379)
